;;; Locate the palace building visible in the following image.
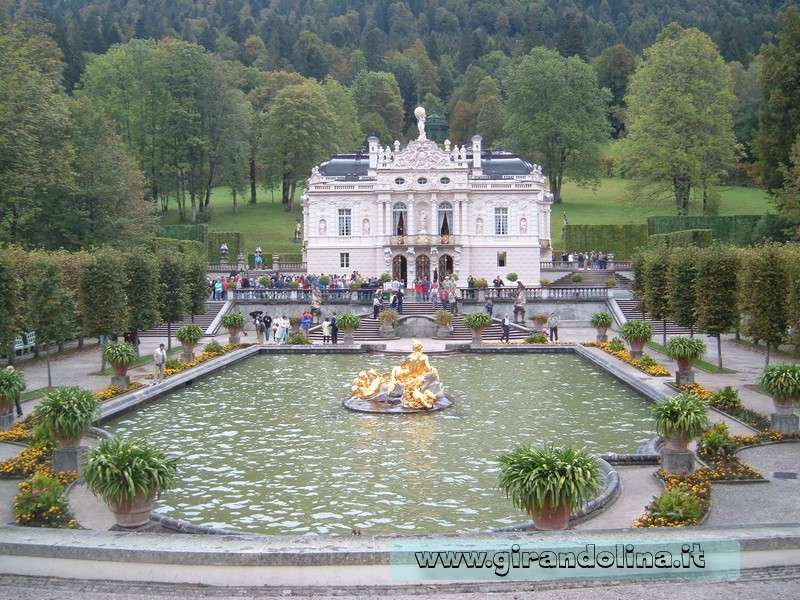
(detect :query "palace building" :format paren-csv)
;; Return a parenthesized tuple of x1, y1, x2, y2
(301, 107, 553, 286)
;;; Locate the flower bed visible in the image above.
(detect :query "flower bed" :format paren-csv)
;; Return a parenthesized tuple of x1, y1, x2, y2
(14, 470, 79, 528)
(584, 342, 670, 377)
(94, 381, 143, 402)
(145, 344, 243, 380)
(680, 383, 773, 432)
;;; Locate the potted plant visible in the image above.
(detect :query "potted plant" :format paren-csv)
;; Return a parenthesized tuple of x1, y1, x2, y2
(604, 277, 618, 288)
(497, 444, 601, 530)
(0, 367, 25, 430)
(757, 363, 800, 434)
(618, 319, 654, 359)
(289, 316, 302, 332)
(101, 341, 138, 387)
(35, 387, 99, 448)
(378, 309, 399, 337)
(651, 392, 708, 473)
(665, 336, 707, 385)
(175, 324, 204, 362)
(82, 436, 178, 528)
(220, 312, 246, 344)
(435, 309, 453, 337)
(464, 311, 492, 345)
(540, 278, 552, 287)
(530, 312, 549, 333)
(506, 272, 519, 282)
(571, 272, 583, 283)
(589, 312, 612, 342)
(379, 272, 392, 284)
(337, 312, 361, 346)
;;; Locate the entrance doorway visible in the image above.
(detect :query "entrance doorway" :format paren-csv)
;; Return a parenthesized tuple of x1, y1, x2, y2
(415, 255, 430, 282)
(393, 255, 407, 285)
(438, 255, 454, 280)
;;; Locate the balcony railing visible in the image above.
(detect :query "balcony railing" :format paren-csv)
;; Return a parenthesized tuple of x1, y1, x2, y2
(391, 234, 457, 246)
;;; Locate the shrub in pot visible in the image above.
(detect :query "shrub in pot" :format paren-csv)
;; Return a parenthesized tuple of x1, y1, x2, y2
(82, 436, 178, 528)
(530, 312, 549, 330)
(464, 311, 492, 345)
(590, 312, 613, 341)
(337, 312, 361, 346)
(101, 341, 138, 376)
(524, 333, 548, 344)
(497, 444, 601, 530)
(540, 278, 552, 287)
(571, 273, 583, 283)
(175, 324, 204, 361)
(756, 363, 800, 434)
(652, 392, 708, 473)
(379, 272, 392, 283)
(618, 319, 654, 359)
(35, 386, 99, 448)
(220, 312, 246, 343)
(435, 310, 453, 337)
(286, 332, 312, 345)
(604, 278, 618, 287)
(665, 337, 707, 371)
(506, 272, 519, 282)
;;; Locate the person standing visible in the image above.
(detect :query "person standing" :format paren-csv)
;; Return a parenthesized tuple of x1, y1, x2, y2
(153, 343, 166, 385)
(485, 298, 494, 316)
(275, 316, 288, 344)
(300, 310, 312, 338)
(263, 314, 274, 343)
(322, 317, 332, 344)
(330, 312, 339, 345)
(256, 317, 266, 344)
(396, 287, 404, 314)
(547, 312, 559, 341)
(501, 314, 511, 343)
(373, 292, 382, 319)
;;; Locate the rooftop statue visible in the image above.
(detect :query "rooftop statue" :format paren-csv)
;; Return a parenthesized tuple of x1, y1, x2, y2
(414, 106, 427, 141)
(348, 340, 444, 410)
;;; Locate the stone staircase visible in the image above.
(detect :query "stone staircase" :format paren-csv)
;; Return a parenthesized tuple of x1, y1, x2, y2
(138, 300, 227, 337)
(615, 299, 693, 336)
(308, 297, 533, 343)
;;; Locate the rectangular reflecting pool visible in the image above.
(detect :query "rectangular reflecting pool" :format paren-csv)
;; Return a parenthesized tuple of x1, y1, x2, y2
(105, 353, 656, 535)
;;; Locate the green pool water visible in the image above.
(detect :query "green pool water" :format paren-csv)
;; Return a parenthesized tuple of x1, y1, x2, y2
(105, 353, 656, 535)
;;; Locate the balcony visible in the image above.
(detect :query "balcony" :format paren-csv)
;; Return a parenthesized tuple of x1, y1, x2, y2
(390, 235, 456, 247)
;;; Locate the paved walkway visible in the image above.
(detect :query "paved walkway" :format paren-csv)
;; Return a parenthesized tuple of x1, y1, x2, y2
(1, 326, 798, 534)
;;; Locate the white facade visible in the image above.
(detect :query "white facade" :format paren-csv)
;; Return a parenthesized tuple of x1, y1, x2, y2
(302, 118, 552, 286)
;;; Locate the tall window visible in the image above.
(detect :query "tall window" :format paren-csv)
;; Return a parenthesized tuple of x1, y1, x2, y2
(392, 202, 407, 235)
(437, 202, 453, 235)
(497, 251, 507, 267)
(338, 209, 351, 236)
(340, 253, 350, 268)
(494, 207, 508, 235)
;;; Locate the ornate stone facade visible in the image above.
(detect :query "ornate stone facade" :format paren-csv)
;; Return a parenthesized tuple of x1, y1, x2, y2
(302, 110, 552, 285)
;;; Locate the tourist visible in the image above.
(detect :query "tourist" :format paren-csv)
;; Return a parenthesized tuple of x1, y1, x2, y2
(440, 288, 449, 311)
(322, 317, 332, 344)
(256, 317, 266, 344)
(264, 314, 274, 343)
(152, 343, 166, 385)
(373, 292, 382, 319)
(493, 275, 503, 289)
(485, 298, 494, 316)
(300, 310, 312, 338)
(431, 283, 439, 309)
(275, 316, 288, 344)
(501, 314, 511, 343)
(422, 277, 430, 301)
(415, 279, 423, 302)
(396, 287, 404, 314)
(330, 312, 339, 344)
(547, 312, 559, 342)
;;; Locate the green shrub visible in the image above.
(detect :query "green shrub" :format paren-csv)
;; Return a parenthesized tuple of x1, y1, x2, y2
(637, 354, 658, 368)
(100, 341, 138, 368)
(571, 273, 583, 283)
(604, 278, 618, 287)
(337, 312, 361, 330)
(651, 393, 709, 440)
(619, 319, 654, 343)
(435, 310, 453, 327)
(165, 358, 182, 370)
(757, 363, 800, 399)
(286, 333, 311, 345)
(648, 485, 704, 524)
(524, 333, 548, 344)
(506, 272, 519, 282)
(540, 278, 551, 286)
(665, 337, 707, 362)
(14, 471, 76, 528)
(175, 324, 204, 345)
(698, 423, 735, 457)
(609, 337, 625, 352)
(379, 272, 392, 283)
(0, 368, 26, 413)
(590, 312, 613, 328)
(709, 387, 742, 412)
(204, 340, 225, 355)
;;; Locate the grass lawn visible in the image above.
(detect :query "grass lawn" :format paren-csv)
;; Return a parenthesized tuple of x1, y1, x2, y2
(156, 178, 772, 259)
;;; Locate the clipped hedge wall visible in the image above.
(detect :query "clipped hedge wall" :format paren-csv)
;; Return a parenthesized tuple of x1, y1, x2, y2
(648, 229, 713, 249)
(647, 216, 762, 244)
(207, 232, 245, 263)
(156, 224, 207, 243)
(150, 238, 204, 257)
(565, 224, 648, 259)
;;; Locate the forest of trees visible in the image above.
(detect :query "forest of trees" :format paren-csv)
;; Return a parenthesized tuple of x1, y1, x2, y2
(2, 0, 800, 245)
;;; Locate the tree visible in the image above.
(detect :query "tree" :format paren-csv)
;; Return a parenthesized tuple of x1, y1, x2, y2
(157, 253, 188, 350)
(556, 11, 587, 60)
(26, 261, 77, 387)
(0, 253, 18, 362)
(637, 246, 671, 346)
(618, 24, 736, 215)
(754, 7, 800, 191)
(123, 253, 161, 355)
(694, 244, 739, 370)
(738, 244, 789, 366)
(774, 136, 800, 240)
(262, 81, 339, 211)
(666, 246, 698, 334)
(351, 71, 405, 141)
(185, 258, 210, 323)
(591, 44, 638, 138)
(504, 47, 610, 203)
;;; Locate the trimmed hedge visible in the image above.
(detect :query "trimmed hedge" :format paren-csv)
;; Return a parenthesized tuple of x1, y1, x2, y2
(565, 224, 648, 260)
(156, 224, 207, 243)
(207, 232, 245, 263)
(150, 238, 204, 257)
(648, 229, 713, 249)
(647, 216, 762, 244)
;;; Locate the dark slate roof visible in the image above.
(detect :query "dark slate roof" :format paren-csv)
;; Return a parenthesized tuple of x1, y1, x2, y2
(317, 150, 533, 179)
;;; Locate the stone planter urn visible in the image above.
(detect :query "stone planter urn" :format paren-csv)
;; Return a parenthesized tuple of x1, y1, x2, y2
(675, 358, 695, 386)
(181, 342, 196, 363)
(436, 326, 453, 338)
(628, 339, 645, 360)
(530, 499, 572, 531)
(379, 324, 397, 338)
(111, 364, 130, 388)
(660, 433, 695, 474)
(111, 491, 156, 528)
(771, 396, 799, 434)
(595, 327, 608, 343)
(471, 329, 484, 346)
(227, 328, 241, 345)
(342, 329, 356, 346)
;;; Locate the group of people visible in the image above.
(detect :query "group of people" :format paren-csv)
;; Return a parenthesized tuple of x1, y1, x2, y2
(251, 309, 315, 345)
(556, 251, 613, 270)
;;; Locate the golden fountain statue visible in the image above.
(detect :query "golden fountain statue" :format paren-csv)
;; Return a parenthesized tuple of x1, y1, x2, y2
(348, 340, 445, 410)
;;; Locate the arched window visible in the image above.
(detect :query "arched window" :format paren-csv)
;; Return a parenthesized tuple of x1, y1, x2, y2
(437, 202, 453, 236)
(392, 202, 407, 236)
